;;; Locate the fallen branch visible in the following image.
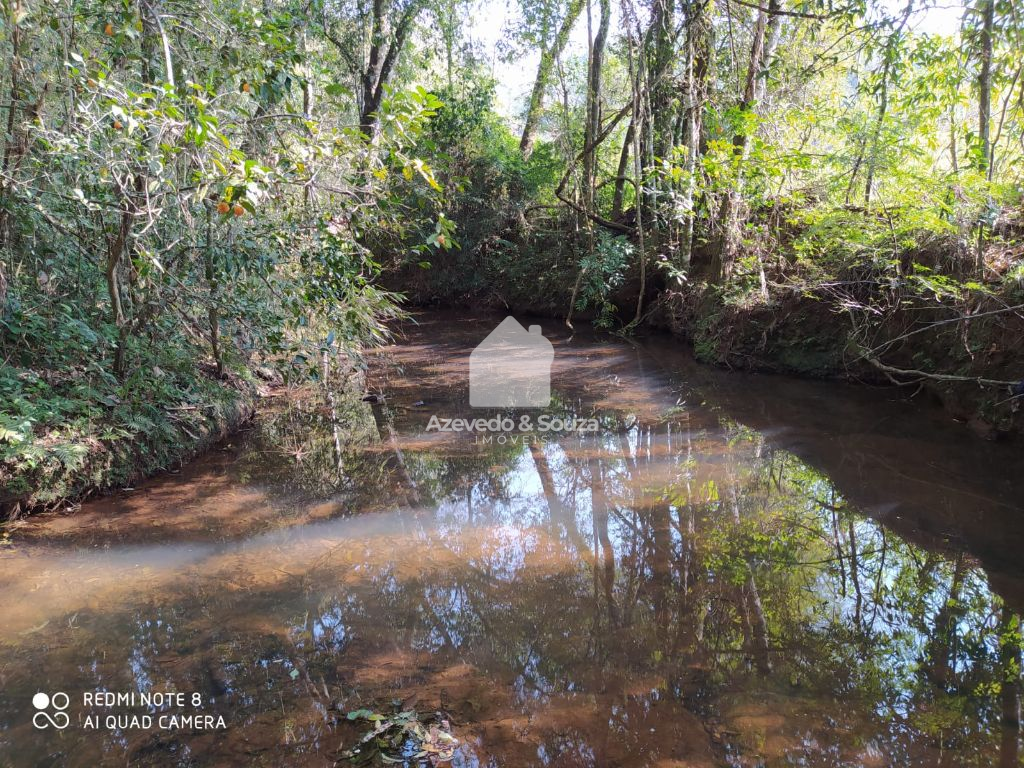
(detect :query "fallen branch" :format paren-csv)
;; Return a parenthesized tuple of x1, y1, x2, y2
(555, 191, 634, 234)
(863, 355, 1019, 388)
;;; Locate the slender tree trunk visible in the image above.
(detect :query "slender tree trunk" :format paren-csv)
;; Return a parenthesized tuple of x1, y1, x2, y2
(651, 0, 675, 171)
(849, 0, 912, 206)
(612, 117, 635, 217)
(649, 0, 677, 161)
(861, 69, 890, 206)
(976, 0, 994, 275)
(681, 0, 711, 271)
(629, 33, 648, 324)
(0, 0, 26, 298)
(633, 119, 647, 322)
(140, 0, 174, 87)
(440, 0, 456, 88)
(204, 204, 223, 377)
(519, 0, 586, 158)
(110, 0, 166, 378)
(707, 0, 780, 283)
(948, 106, 959, 175)
(582, 0, 610, 209)
(645, 0, 676, 236)
(978, 0, 994, 178)
(108, 204, 131, 377)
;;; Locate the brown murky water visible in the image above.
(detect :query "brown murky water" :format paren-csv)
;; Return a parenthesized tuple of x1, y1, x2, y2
(2, 312, 1024, 767)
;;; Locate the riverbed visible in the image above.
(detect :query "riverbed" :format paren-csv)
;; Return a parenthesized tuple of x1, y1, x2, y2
(2, 312, 1022, 767)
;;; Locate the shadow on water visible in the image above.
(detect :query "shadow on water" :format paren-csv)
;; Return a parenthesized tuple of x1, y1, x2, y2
(1, 311, 1023, 767)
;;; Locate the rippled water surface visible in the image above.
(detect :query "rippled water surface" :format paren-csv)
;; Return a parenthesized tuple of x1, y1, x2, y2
(2, 312, 1024, 767)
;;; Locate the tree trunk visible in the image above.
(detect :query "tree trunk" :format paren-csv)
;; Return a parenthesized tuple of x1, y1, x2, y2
(612, 117, 635, 217)
(0, 0, 26, 278)
(978, 0, 994, 178)
(108, 203, 132, 378)
(358, 0, 425, 136)
(519, 0, 586, 159)
(975, 0, 995, 275)
(860, 1, 912, 206)
(706, 0, 780, 284)
(649, 0, 677, 162)
(627, 30, 648, 323)
(680, 0, 711, 270)
(582, 0, 610, 208)
(204, 204, 223, 377)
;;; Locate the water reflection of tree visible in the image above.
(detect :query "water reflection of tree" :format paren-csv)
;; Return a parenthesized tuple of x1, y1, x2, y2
(232, 389, 390, 506)
(359, 413, 1024, 765)
(27, 413, 1023, 766)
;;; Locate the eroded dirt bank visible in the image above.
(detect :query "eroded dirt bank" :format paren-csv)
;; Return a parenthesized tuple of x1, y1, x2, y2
(649, 285, 1024, 439)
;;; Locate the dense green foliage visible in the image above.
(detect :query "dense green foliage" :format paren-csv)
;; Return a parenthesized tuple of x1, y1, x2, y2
(2, 0, 1023, 509)
(0, 0, 451, 508)
(406, 0, 1023, 308)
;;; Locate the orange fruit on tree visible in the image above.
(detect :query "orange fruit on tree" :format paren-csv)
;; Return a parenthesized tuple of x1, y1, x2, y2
(112, 119, 123, 130)
(104, 22, 114, 36)
(241, 82, 251, 93)
(232, 204, 244, 217)
(217, 201, 230, 214)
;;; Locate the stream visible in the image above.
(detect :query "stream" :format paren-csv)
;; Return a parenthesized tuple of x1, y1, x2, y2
(2, 311, 1023, 767)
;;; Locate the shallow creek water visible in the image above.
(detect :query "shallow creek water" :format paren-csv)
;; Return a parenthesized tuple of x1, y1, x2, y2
(2, 312, 1024, 767)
